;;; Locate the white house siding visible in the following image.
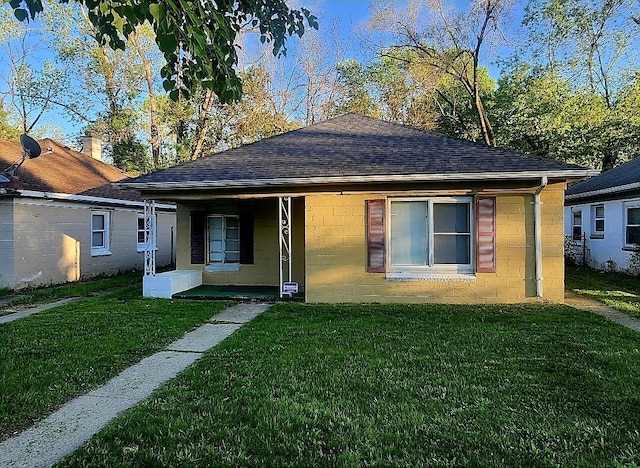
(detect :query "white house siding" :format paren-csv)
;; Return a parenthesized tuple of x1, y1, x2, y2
(10, 197, 175, 289)
(0, 200, 15, 289)
(564, 197, 640, 272)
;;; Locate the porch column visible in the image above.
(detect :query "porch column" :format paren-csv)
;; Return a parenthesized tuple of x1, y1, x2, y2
(279, 196, 292, 297)
(143, 199, 156, 276)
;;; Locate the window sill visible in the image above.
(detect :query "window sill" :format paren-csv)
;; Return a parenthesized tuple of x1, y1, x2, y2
(386, 272, 476, 282)
(590, 234, 604, 239)
(137, 245, 159, 253)
(205, 263, 240, 272)
(91, 249, 112, 257)
(622, 245, 640, 252)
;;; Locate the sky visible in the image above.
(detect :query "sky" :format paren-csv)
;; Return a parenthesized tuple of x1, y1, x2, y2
(0, 0, 570, 147)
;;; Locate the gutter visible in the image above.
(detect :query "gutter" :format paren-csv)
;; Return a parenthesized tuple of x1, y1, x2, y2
(13, 190, 176, 210)
(565, 182, 640, 201)
(116, 169, 599, 191)
(533, 177, 548, 298)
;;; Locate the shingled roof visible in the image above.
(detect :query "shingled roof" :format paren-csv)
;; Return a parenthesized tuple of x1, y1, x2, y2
(0, 138, 141, 202)
(120, 114, 596, 192)
(566, 156, 640, 201)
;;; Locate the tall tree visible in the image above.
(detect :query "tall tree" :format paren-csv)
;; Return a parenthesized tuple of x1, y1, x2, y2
(369, 0, 516, 146)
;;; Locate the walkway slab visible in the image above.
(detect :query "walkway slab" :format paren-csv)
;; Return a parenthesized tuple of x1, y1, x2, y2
(0, 298, 82, 325)
(0, 302, 270, 468)
(565, 291, 640, 332)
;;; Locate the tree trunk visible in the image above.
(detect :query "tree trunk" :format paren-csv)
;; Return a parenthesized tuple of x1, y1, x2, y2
(190, 89, 216, 160)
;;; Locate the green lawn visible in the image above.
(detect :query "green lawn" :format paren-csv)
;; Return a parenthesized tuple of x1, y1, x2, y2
(566, 266, 640, 318)
(58, 302, 640, 467)
(0, 270, 145, 315)
(0, 286, 229, 440)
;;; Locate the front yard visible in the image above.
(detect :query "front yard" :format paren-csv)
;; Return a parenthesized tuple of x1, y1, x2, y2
(57, 302, 640, 467)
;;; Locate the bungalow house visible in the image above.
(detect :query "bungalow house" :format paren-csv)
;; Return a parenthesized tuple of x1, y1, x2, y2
(0, 137, 176, 290)
(120, 114, 596, 304)
(564, 156, 640, 274)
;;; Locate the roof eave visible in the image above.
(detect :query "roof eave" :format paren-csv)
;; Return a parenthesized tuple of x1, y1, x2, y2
(118, 170, 599, 191)
(565, 182, 640, 201)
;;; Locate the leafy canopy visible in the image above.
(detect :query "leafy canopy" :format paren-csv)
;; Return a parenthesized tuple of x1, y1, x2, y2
(4, 0, 318, 102)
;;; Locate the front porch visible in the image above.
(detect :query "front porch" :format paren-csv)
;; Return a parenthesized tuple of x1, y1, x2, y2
(172, 284, 304, 301)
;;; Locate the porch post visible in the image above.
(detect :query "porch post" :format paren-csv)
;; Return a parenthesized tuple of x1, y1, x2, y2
(143, 199, 156, 276)
(278, 196, 292, 297)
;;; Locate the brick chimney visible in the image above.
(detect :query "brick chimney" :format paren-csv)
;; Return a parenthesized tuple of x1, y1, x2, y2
(81, 135, 102, 161)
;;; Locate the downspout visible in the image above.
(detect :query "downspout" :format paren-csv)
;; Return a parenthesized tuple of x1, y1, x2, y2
(533, 177, 548, 298)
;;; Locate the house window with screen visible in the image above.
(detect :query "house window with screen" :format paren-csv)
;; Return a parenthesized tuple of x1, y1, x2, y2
(137, 214, 157, 251)
(625, 204, 640, 248)
(572, 210, 582, 240)
(91, 211, 111, 256)
(591, 204, 604, 238)
(207, 215, 240, 267)
(389, 197, 473, 274)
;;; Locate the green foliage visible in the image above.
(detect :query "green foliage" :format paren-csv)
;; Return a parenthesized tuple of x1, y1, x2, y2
(111, 134, 150, 174)
(0, 104, 20, 139)
(332, 59, 381, 118)
(4, 0, 317, 102)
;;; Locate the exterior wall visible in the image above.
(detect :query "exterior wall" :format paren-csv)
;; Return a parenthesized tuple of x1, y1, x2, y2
(8, 197, 176, 289)
(176, 198, 305, 288)
(564, 197, 640, 272)
(304, 184, 566, 304)
(0, 199, 15, 289)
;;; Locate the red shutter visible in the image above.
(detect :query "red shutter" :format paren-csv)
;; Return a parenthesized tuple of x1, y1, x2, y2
(476, 196, 496, 273)
(239, 209, 254, 265)
(367, 199, 386, 273)
(190, 211, 206, 265)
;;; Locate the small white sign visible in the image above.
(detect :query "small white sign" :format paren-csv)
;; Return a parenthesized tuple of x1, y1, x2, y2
(282, 282, 299, 294)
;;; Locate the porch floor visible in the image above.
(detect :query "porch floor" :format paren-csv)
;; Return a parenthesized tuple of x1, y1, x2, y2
(172, 285, 303, 302)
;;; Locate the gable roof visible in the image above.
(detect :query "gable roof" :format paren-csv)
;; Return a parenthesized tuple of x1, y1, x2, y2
(0, 138, 141, 202)
(565, 156, 640, 201)
(120, 113, 597, 192)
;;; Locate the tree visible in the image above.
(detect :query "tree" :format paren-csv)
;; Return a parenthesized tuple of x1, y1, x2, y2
(0, 102, 20, 138)
(369, 0, 516, 146)
(5, 0, 317, 102)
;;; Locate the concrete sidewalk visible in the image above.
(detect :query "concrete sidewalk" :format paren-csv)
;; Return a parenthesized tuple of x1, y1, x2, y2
(565, 290, 640, 332)
(0, 302, 270, 468)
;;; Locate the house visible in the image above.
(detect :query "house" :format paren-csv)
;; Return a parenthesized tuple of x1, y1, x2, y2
(120, 114, 596, 303)
(0, 136, 176, 290)
(564, 156, 640, 274)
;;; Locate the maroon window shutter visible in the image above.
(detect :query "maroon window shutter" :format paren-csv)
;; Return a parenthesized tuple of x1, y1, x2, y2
(476, 196, 496, 273)
(367, 199, 386, 273)
(239, 210, 254, 265)
(190, 211, 206, 265)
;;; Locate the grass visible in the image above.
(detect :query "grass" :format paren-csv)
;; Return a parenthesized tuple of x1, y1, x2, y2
(58, 302, 640, 467)
(0, 286, 230, 440)
(566, 266, 640, 318)
(0, 270, 145, 315)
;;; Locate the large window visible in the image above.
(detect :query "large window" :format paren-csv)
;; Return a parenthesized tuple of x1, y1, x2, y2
(389, 197, 472, 274)
(625, 204, 640, 248)
(591, 204, 604, 238)
(207, 215, 239, 267)
(91, 211, 111, 256)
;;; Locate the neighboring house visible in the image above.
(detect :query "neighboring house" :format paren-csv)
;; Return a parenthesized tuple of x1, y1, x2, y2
(0, 137, 176, 290)
(121, 114, 596, 304)
(564, 156, 640, 274)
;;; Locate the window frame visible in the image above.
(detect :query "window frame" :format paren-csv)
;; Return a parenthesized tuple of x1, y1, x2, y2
(136, 214, 158, 252)
(91, 210, 111, 256)
(386, 196, 474, 278)
(590, 204, 605, 239)
(624, 201, 640, 250)
(205, 214, 240, 272)
(571, 209, 583, 241)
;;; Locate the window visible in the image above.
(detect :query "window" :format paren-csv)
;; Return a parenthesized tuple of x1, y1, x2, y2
(389, 197, 473, 274)
(591, 204, 604, 238)
(572, 210, 582, 240)
(136, 214, 157, 252)
(91, 211, 111, 256)
(625, 204, 640, 248)
(207, 215, 240, 270)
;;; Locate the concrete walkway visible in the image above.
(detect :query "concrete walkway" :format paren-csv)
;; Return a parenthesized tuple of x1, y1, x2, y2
(564, 290, 640, 332)
(0, 302, 270, 468)
(0, 298, 83, 325)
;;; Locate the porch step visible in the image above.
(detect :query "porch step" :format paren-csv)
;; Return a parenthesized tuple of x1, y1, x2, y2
(143, 270, 202, 299)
